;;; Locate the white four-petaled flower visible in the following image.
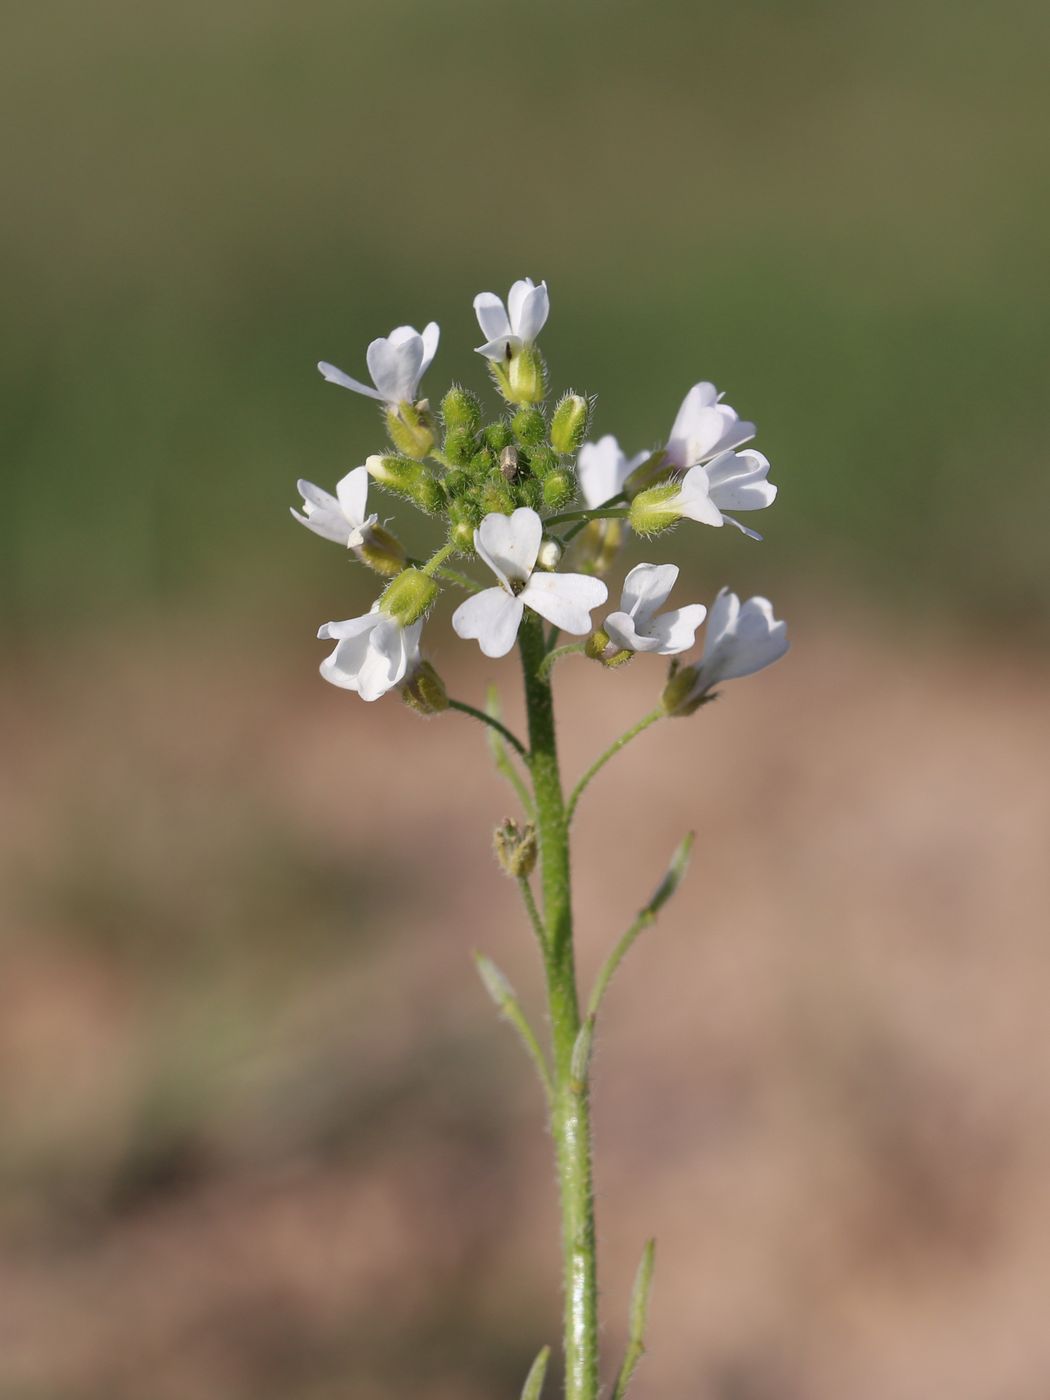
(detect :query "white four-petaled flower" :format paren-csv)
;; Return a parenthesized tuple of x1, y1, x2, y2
(665, 382, 756, 470)
(452, 508, 607, 658)
(318, 323, 440, 406)
(318, 608, 423, 702)
(663, 449, 777, 539)
(292, 466, 378, 548)
(473, 279, 550, 362)
(684, 589, 789, 700)
(603, 564, 707, 656)
(576, 435, 648, 510)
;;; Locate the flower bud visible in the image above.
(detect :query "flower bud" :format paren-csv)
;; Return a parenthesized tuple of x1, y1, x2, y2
(442, 467, 472, 498)
(366, 454, 445, 514)
(550, 393, 590, 456)
(542, 469, 574, 511)
(493, 818, 538, 879)
(441, 385, 482, 436)
(385, 400, 435, 460)
(380, 567, 438, 626)
(511, 406, 547, 448)
(628, 483, 680, 536)
(536, 537, 562, 571)
(483, 421, 514, 454)
(481, 476, 517, 516)
(442, 426, 476, 467)
(448, 497, 481, 553)
(355, 523, 406, 577)
(506, 346, 547, 405)
(400, 659, 449, 716)
(526, 445, 558, 481)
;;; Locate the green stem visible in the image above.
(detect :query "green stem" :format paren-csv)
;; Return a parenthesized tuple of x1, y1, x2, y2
(517, 875, 548, 955)
(566, 707, 665, 827)
(544, 505, 630, 529)
(518, 613, 599, 1400)
(538, 642, 587, 681)
(420, 541, 457, 577)
(433, 565, 482, 592)
(447, 698, 529, 761)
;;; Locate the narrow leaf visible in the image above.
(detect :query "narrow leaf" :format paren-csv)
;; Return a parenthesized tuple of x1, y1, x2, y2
(521, 1343, 551, 1400)
(612, 1238, 656, 1400)
(646, 831, 694, 916)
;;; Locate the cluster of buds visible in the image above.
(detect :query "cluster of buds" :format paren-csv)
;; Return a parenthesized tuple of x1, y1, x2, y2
(292, 277, 789, 707)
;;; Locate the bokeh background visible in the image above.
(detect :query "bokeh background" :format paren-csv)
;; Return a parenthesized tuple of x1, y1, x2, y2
(2, 1, 1049, 1396)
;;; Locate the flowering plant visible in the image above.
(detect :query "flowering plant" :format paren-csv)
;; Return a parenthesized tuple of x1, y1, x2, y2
(293, 278, 788, 1399)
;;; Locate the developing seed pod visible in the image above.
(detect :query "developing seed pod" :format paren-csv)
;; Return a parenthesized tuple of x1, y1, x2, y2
(493, 819, 538, 879)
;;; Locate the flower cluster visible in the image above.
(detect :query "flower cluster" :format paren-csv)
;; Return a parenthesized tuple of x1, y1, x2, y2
(293, 278, 788, 706)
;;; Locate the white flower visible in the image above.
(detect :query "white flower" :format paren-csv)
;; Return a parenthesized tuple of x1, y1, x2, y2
(452, 508, 607, 658)
(684, 589, 788, 699)
(665, 381, 756, 470)
(662, 449, 777, 539)
(577, 435, 648, 510)
(603, 563, 707, 655)
(318, 322, 440, 406)
(473, 279, 550, 361)
(291, 466, 378, 547)
(317, 607, 423, 702)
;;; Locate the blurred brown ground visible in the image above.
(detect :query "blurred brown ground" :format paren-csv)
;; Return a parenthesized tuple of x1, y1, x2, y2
(1, 609, 1048, 1399)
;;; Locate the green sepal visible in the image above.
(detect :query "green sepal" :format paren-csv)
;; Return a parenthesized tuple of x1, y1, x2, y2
(380, 567, 438, 626)
(541, 469, 575, 511)
(441, 384, 482, 436)
(512, 406, 547, 448)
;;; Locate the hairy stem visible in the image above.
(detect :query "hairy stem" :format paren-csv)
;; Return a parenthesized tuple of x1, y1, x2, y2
(447, 698, 530, 761)
(518, 612, 599, 1400)
(566, 707, 665, 826)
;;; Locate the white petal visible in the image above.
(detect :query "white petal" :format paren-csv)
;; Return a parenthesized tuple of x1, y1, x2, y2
(645, 603, 708, 655)
(514, 281, 549, 343)
(705, 449, 777, 513)
(577, 435, 631, 510)
(666, 382, 755, 467)
(366, 328, 425, 404)
(473, 292, 511, 342)
(317, 361, 384, 402)
(320, 637, 369, 691)
(334, 466, 369, 527)
(673, 465, 725, 527)
(474, 334, 519, 361)
(506, 278, 536, 332)
(721, 514, 764, 541)
(451, 587, 524, 658)
(603, 610, 660, 653)
(619, 562, 679, 626)
(702, 587, 740, 658)
(318, 612, 381, 642)
(475, 508, 542, 586)
(519, 572, 608, 635)
(297, 478, 340, 513)
(418, 322, 440, 377)
(702, 597, 788, 685)
(291, 506, 353, 545)
(356, 617, 417, 701)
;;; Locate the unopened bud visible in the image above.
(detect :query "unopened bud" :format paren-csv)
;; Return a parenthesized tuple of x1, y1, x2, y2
(628, 483, 680, 536)
(483, 422, 514, 453)
(493, 818, 538, 879)
(355, 523, 406, 577)
(441, 385, 482, 436)
(380, 567, 438, 627)
(536, 538, 562, 571)
(506, 345, 547, 405)
(511, 406, 546, 448)
(401, 660, 449, 716)
(542, 469, 574, 511)
(526, 445, 558, 481)
(366, 454, 445, 514)
(481, 477, 517, 515)
(385, 401, 435, 460)
(550, 393, 590, 456)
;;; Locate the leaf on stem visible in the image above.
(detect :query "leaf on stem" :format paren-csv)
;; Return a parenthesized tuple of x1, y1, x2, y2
(611, 1238, 656, 1400)
(521, 1344, 551, 1400)
(646, 831, 695, 916)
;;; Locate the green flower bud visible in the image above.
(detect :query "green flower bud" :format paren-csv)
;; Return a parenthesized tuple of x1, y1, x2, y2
(516, 477, 543, 511)
(483, 421, 514, 453)
(442, 466, 473, 498)
(443, 426, 476, 467)
(542, 469, 574, 511)
(511, 406, 547, 448)
(356, 524, 406, 578)
(507, 345, 547, 405)
(380, 567, 438, 627)
(628, 483, 680, 536)
(448, 496, 482, 553)
(493, 818, 538, 879)
(470, 446, 496, 477)
(385, 400, 436, 460)
(367, 454, 445, 515)
(550, 393, 590, 455)
(481, 475, 517, 516)
(450, 516, 477, 552)
(401, 660, 449, 716)
(525, 445, 558, 481)
(441, 385, 482, 436)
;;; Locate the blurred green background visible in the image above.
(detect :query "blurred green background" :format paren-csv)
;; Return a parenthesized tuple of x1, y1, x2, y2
(3, 3, 1050, 1399)
(4, 0, 1049, 630)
